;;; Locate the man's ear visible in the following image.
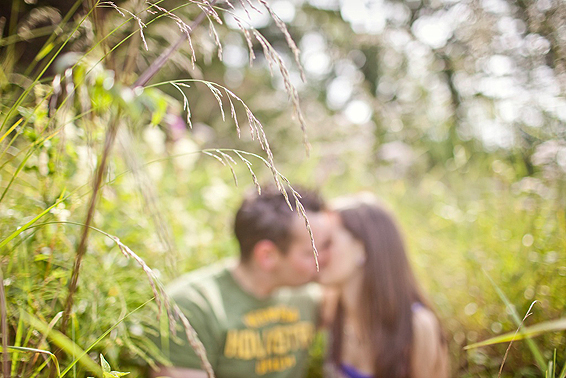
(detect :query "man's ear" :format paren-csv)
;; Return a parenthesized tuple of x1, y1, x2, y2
(252, 240, 281, 271)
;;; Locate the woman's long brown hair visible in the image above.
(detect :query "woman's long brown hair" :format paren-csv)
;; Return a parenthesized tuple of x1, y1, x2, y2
(330, 198, 435, 378)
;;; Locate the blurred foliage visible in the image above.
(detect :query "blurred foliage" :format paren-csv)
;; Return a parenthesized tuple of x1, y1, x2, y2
(1, 0, 565, 377)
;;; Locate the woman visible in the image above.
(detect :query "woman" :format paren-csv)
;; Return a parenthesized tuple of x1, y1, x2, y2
(318, 194, 449, 378)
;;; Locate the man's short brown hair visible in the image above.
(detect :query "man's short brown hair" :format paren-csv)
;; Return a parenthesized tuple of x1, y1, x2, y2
(234, 184, 325, 262)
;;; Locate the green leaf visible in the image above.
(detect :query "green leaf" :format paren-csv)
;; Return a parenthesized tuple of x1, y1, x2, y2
(465, 318, 566, 350)
(100, 354, 111, 373)
(99, 355, 130, 378)
(107, 371, 130, 377)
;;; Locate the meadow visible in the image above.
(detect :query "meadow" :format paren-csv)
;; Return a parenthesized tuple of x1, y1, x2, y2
(1, 0, 565, 377)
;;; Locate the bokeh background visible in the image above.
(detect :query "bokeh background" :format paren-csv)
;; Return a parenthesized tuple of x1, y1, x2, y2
(1, 0, 565, 377)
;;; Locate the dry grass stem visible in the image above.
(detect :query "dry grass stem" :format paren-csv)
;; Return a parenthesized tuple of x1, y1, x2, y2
(208, 19, 223, 60)
(216, 2, 310, 153)
(114, 235, 162, 310)
(225, 89, 240, 137)
(36, 312, 63, 357)
(242, 27, 256, 65)
(61, 116, 120, 335)
(90, 226, 214, 376)
(239, 0, 262, 14)
(135, 0, 218, 87)
(498, 301, 538, 378)
(118, 129, 176, 257)
(204, 149, 319, 269)
(203, 151, 226, 165)
(171, 83, 193, 128)
(204, 83, 225, 120)
(257, 0, 305, 82)
(233, 150, 260, 193)
(173, 304, 215, 378)
(217, 150, 237, 165)
(146, 1, 196, 64)
(252, 30, 310, 154)
(99, 1, 148, 50)
(217, 150, 239, 186)
(200, 2, 223, 25)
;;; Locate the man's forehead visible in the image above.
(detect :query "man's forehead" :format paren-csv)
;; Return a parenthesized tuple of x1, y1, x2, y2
(291, 211, 332, 236)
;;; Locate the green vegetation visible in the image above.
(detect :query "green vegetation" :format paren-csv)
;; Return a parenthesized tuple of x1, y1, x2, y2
(1, 0, 565, 377)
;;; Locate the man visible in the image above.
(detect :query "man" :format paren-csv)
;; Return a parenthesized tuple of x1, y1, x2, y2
(151, 185, 332, 378)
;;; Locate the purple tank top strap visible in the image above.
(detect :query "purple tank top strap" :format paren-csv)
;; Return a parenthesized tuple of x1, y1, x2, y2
(340, 363, 373, 378)
(411, 302, 424, 312)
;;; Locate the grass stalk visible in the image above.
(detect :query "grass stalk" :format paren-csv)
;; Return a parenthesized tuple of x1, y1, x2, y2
(60, 114, 120, 334)
(10, 315, 23, 377)
(59, 0, 219, 338)
(26, 219, 214, 378)
(0, 268, 9, 378)
(133, 0, 218, 88)
(497, 301, 537, 378)
(482, 269, 546, 371)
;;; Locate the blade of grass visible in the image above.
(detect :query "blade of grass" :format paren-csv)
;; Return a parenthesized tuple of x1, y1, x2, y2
(2, 346, 60, 377)
(0, 268, 9, 378)
(10, 314, 24, 377)
(29, 358, 50, 378)
(0, 193, 69, 250)
(71, 313, 76, 378)
(554, 350, 558, 378)
(0, 149, 34, 203)
(4, 0, 20, 74)
(559, 359, 566, 378)
(482, 269, 546, 370)
(0, 118, 22, 143)
(21, 312, 100, 376)
(60, 297, 154, 377)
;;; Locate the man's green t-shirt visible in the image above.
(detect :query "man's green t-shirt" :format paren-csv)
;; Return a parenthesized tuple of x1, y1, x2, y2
(159, 262, 321, 378)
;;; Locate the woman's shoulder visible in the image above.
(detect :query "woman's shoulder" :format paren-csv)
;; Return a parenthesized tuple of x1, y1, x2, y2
(412, 305, 441, 337)
(410, 305, 450, 378)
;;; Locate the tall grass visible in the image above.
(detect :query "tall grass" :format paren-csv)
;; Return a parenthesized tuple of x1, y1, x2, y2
(2, 1, 564, 377)
(0, 1, 314, 376)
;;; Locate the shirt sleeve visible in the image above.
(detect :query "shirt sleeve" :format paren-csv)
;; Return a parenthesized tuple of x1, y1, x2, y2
(164, 287, 222, 371)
